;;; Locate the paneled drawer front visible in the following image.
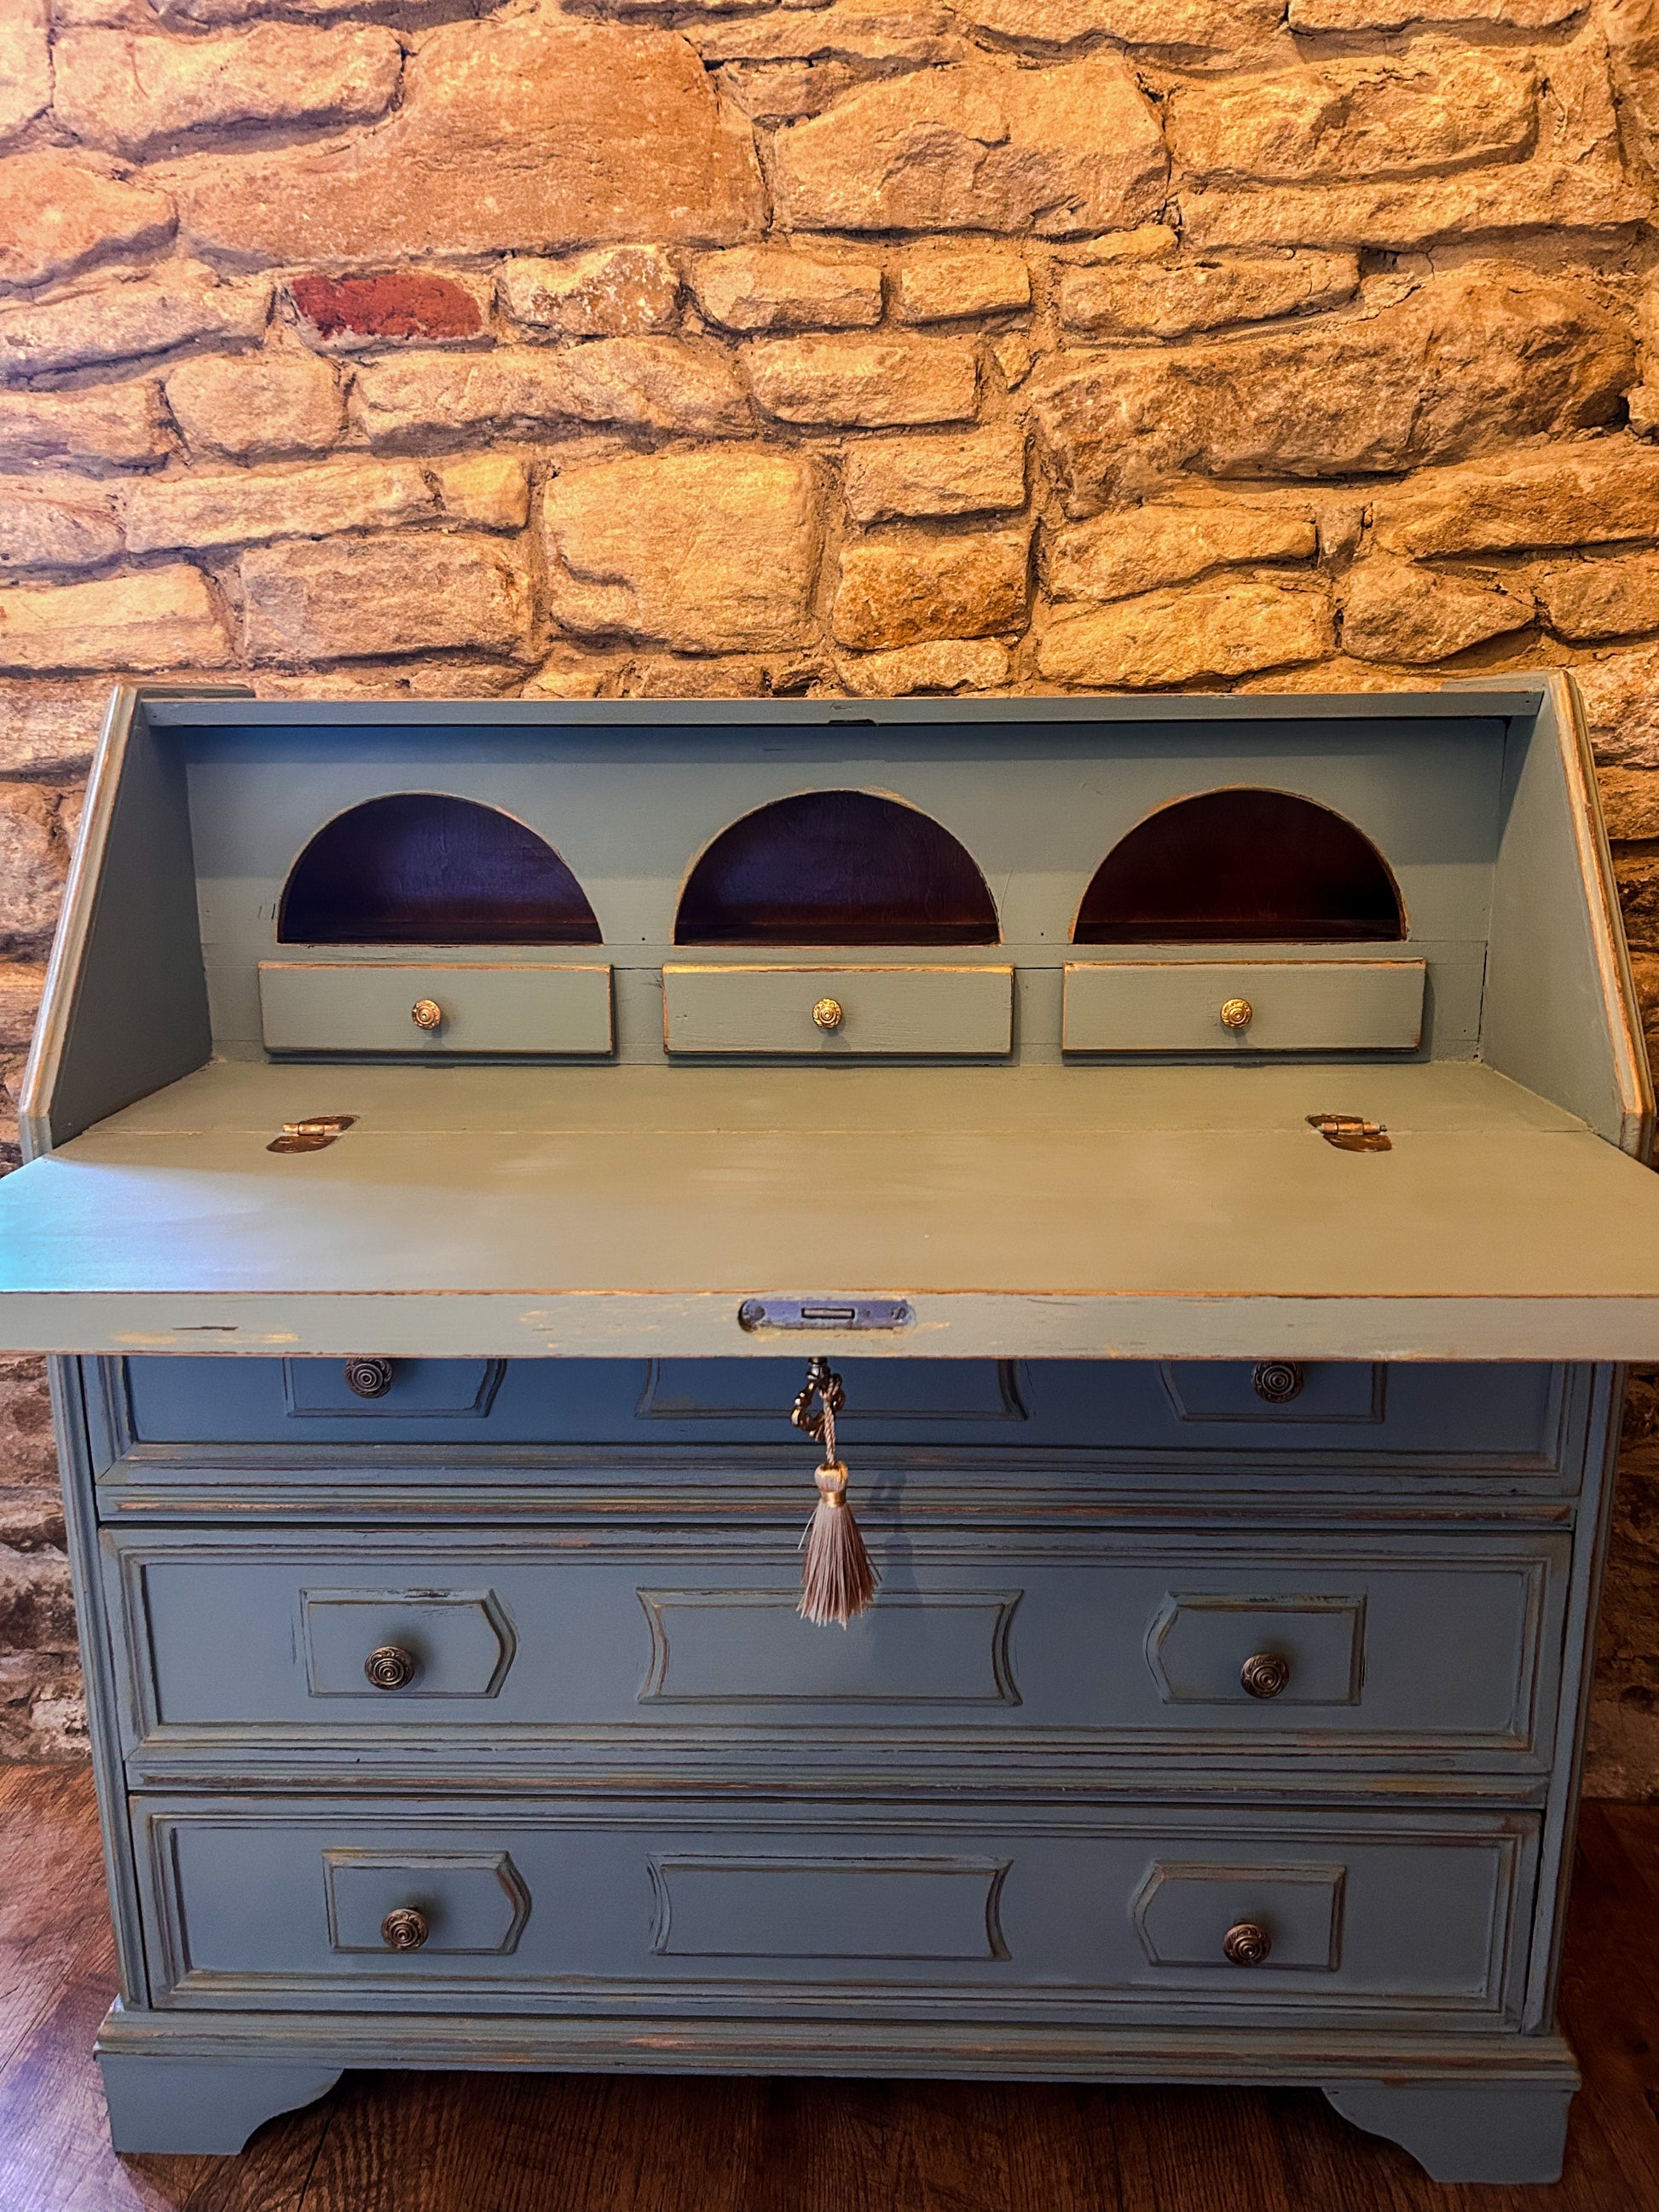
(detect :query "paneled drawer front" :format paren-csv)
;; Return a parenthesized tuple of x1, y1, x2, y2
(105, 1354, 1569, 1470)
(134, 1796, 1534, 2019)
(662, 964, 1013, 1056)
(1063, 959, 1425, 1054)
(107, 1529, 1566, 1765)
(258, 961, 613, 1055)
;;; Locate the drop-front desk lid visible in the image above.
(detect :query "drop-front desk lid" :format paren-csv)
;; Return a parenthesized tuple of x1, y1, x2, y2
(4, 680, 1659, 1361)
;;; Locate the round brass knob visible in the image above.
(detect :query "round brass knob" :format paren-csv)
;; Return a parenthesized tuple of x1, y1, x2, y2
(411, 998, 443, 1031)
(380, 1907, 429, 1952)
(344, 1356, 394, 1400)
(1223, 1920, 1271, 1967)
(1251, 1360, 1304, 1404)
(1240, 1651, 1292, 1700)
(364, 1644, 418, 1691)
(812, 996, 844, 1031)
(1219, 996, 1253, 1031)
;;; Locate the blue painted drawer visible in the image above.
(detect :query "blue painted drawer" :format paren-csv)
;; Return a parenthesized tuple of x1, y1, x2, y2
(131, 1796, 1535, 2022)
(99, 1355, 1569, 1470)
(105, 1528, 1566, 1771)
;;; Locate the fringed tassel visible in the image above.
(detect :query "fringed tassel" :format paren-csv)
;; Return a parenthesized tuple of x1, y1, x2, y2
(799, 1456, 880, 1627)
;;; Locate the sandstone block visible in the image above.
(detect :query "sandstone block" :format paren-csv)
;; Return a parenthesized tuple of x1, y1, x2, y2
(991, 333, 1033, 389)
(1065, 224, 1180, 264)
(842, 428, 1026, 523)
(125, 457, 438, 553)
(354, 341, 749, 443)
(1047, 501, 1316, 604)
(1038, 577, 1333, 686)
(1598, 766, 1659, 840)
(543, 449, 820, 653)
(1059, 251, 1358, 338)
(1166, 47, 1535, 184)
(155, 0, 451, 15)
(831, 528, 1030, 650)
(1180, 32, 1645, 246)
(1342, 557, 1535, 662)
(53, 24, 402, 157)
(520, 653, 610, 702)
(1181, 163, 1647, 250)
(686, 5, 963, 66)
(1372, 444, 1659, 557)
(1575, 646, 1659, 767)
(620, 650, 827, 699)
(0, 481, 124, 574)
(1609, 0, 1659, 184)
(165, 350, 344, 459)
(0, 0, 49, 148)
(0, 262, 269, 379)
(1232, 655, 1448, 695)
(1529, 556, 1659, 644)
(433, 454, 530, 533)
(0, 153, 175, 292)
(716, 62, 863, 127)
(893, 245, 1031, 325)
(745, 334, 977, 427)
(0, 1541, 77, 1650)
(241, 534, 528, 663)
(0, 963, 44, 1053)
(962, 0, 1283, 50)
(1289, 0, 1580, 24)
(156, 19, 762, 263)
(771, 55, 1167, 236)
(0, 787, 63, 937)
(1031, 268, 1633, 513)
(0, 383, 171, 469)
(0, 563, 228, 671)
(500, 248, 679, 339)
(838, 637, 1011, 695)
(0, 684, 107, 777)
(690, 248, 882, 333)
(289, 270, 488, 349)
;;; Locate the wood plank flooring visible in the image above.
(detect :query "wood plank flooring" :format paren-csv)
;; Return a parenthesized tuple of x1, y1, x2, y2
(2, 1764, 1657, 2211)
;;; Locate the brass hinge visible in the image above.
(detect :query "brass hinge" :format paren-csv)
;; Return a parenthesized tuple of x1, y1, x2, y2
(1307, 1112, 1390, 1153)
(268, 1114, 357, 1154)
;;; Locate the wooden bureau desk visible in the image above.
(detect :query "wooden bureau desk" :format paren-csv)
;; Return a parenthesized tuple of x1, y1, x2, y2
(3, 679, 1656, 2183)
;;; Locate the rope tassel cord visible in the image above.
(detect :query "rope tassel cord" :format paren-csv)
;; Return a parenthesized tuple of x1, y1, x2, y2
(792, 1362, 880, 1628)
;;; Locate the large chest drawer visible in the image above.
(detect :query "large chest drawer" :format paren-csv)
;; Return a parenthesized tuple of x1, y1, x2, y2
(106, 1527, 1567, 1772)
(100, 1354, 1571, 1474)
(131, 1795, 1535, 2023)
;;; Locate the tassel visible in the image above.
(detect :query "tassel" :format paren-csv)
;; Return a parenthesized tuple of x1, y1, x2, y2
(791, 1360, 880, 1627)
(799, 1455, 880, 1628)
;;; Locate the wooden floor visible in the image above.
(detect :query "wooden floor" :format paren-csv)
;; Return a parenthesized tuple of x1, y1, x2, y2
(3, 1769, 1659, 2212)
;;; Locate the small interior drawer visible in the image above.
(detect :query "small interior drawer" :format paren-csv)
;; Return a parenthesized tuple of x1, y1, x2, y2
(1062, 959, 1425, 1054)
(662, 963, 1013, 1056)
(258, 960, 612, 1055)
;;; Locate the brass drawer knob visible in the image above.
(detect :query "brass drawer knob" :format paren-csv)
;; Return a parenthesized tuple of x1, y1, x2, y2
(364, 1644, 418, 1691)
(1219, 996, 1253, 1031)
(1223, 1920, 1271, 1967)
(380, 1907, 429, 1952)
(411, 997, 443, 1031)
(1240, 1652, 1292, 1700)
(1251, 1360, 1304, 1404)
(344, 1356, 395, 1399)
(812, 996, 844, 1031)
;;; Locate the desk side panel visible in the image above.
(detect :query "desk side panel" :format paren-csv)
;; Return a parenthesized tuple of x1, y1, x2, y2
(22, 688, 229, 1157)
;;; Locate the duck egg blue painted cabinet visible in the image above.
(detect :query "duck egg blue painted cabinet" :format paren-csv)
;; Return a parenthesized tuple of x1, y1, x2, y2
(7, 678, 1659, 2184)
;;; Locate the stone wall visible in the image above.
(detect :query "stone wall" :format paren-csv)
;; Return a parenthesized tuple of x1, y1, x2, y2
(2, 0, 1659, 1778)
